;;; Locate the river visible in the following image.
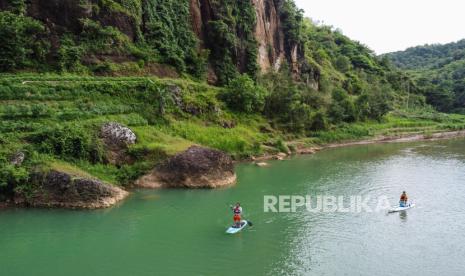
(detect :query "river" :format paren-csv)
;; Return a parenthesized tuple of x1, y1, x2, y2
(1, 139, 465, 276)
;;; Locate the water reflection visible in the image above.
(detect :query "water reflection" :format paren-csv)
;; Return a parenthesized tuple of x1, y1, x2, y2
(399, 210, 408, 221)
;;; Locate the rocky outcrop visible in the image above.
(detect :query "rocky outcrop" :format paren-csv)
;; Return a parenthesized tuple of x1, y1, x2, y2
(27, 0, 92, 34)
(136, 146, 236, 188)
(25, 0, 138, 39)
(100, 122, 137, 165)
(190, 0, 304, 75)
(253, 0, 286, 72)
(16, 170, 128, 209)
(101, 122, 137, 146)
(1, 0, 308, 80)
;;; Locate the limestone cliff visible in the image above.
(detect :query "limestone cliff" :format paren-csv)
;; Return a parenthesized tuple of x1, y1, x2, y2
(0, 0, 305, 78)
(189, 0, 303, 75)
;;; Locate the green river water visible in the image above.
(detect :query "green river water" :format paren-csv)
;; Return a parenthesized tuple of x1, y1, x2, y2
(2, 139, 465, 276)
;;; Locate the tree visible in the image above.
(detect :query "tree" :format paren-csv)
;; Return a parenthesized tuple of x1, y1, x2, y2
(335, 55, 351, 72)
(329, 88, 356, 123)
(356, 85, 393, 121)
(222, 74, 267, 113)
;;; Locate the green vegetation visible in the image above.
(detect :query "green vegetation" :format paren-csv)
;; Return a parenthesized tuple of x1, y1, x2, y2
(0, 0, 258, 80)
(280, 0, 305, 48)
(385, 40, 465, 113)
(386, 40, 465, 70)
(221, 74, 266, 113)
(293, 109, 465, 146)
(253, 18, 421, 133)
(206, 0, 259, 84)
(1, 74, 464, 199)
(143, 0, 207, 77)
(0, 11, 49, 71)
(1, 0, 464, 204)
(0, 75, 271, 193)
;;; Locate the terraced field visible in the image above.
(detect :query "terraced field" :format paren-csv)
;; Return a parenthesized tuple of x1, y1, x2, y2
(1, 74, 465, 191)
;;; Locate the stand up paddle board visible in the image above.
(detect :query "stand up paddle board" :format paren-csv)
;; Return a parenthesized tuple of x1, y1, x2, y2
(226, 220, 248, 234)
(388, 203, 415, 213)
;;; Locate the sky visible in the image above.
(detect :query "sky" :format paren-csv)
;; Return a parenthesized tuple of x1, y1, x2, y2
(294, 0, 465, 54)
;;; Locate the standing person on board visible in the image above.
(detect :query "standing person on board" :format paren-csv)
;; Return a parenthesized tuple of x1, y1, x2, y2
(231, 203, 243, 228)
(400, 191, 408, 207)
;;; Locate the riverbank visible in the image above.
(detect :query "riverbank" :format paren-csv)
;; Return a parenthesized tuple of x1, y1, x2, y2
(250, 129, 465, 163)
(2, 75, 465, 209)
(325, 129, 465, 148)
(2, 128, 465, 210)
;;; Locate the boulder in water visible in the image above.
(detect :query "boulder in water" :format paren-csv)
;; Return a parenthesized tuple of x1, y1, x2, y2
(136, 146, 236, 188)
(15, 170, 128, 209)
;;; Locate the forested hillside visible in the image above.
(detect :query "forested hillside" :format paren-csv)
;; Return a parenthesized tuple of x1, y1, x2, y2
(2, 0, 462, 206)
(386, 40, 465, 113)
(386, 40, 465, 70)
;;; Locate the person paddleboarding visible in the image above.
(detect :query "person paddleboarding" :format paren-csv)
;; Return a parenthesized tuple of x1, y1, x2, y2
(231, 202, 243, 228)
(388, 191, 415, 213)
(399, 191, 408, 207)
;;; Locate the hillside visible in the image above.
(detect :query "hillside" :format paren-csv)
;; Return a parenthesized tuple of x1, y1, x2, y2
(385, 40, 465, 113)
(0, 0, 305, 84)
(386, 40, 465, 70)
(1, 0, 464, 207)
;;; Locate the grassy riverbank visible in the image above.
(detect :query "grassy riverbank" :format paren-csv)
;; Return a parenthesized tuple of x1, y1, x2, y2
(293, 110, 465, 148)
(1, 74, 465, 194)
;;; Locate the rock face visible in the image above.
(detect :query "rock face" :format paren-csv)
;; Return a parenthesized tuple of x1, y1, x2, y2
(25, 0, 137, 39)
(189, 0, 304, 75)
(253, 0, 287, 72)
(16, 170, 128, 209)
(136, 146, 236, 188)
(0, 0, 306, 79)
(100, 122, 137, 165)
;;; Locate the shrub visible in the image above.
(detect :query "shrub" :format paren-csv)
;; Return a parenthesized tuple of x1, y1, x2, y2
(276, 139, 289, 153)
(30, 124, 105, 163)
(356, 85, 393, 121)
(0, 11, 49, 71)
(309, 110, 328, 131)
(117, 162, 153, 187)
(80, 19, 131, 54)
(0, 161, 29, 188)
(143, 0, 199, 74)
(222, 74, 267, 113)
(329, 88, 356, 123)
(58, 35, 85, 72)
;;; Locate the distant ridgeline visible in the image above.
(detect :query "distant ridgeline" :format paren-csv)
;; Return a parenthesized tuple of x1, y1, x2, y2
(385, 40, 465, 113)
